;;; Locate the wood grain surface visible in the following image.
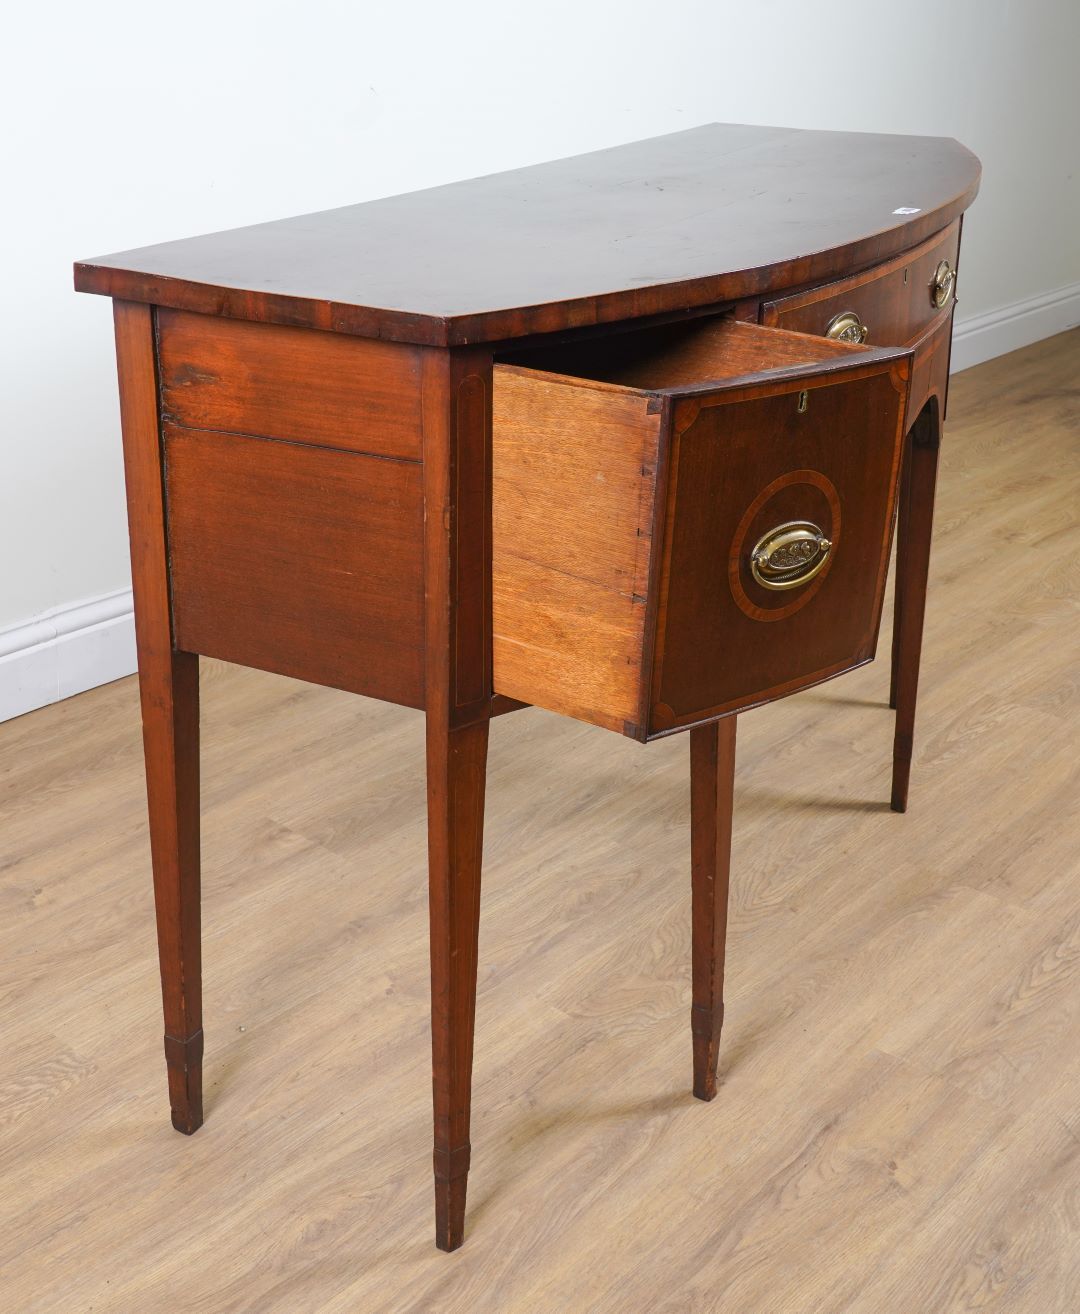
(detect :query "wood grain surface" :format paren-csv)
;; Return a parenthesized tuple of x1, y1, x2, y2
(73, 124, 980, 346)
(2, 330, 1077, 1310)
(157, 309, 424, 460)
(166, 424, 426, 707)
(492, 367, 663, 734)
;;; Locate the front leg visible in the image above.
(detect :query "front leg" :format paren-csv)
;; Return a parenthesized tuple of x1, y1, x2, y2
(114, 300, 203, 1135)
(891, 400, 942, 812)
(420, 346, 494, 1250)
(144, 651, 202, 1135)
(427, 715, 489, 1251)
(690, 717, 737, 1101)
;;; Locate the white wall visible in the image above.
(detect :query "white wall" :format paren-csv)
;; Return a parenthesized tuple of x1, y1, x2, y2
(2, 0, 1078, 715)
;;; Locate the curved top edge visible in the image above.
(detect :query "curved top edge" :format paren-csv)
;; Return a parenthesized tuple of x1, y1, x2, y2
(74, 123, 982, 347)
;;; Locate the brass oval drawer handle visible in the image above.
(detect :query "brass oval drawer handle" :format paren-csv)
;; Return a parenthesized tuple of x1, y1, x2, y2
(751, 521, 832, 591)
(824, 310, 869, 344)
(931, 259, 956, 309)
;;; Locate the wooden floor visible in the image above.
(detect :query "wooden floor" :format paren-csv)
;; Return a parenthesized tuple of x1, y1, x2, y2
(2, 330, 1079, 1313)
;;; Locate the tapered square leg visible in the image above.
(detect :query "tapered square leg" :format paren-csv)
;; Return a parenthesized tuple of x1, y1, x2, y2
(889, 432, 913, 711)
(114, 300, 204, 1135)
(144, 651, 202, 1135)
(690, 717, 737, 1102)
(419, 344, 493, 1251)
(891, 401, 942, 813)
(426, 716, 489, 1251)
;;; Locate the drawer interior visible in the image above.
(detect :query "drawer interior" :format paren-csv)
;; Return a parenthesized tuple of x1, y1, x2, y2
(503, 314, 862, 391)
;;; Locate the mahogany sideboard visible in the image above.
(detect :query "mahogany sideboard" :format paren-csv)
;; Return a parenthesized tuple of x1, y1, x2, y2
(74, 123, 980, 1251)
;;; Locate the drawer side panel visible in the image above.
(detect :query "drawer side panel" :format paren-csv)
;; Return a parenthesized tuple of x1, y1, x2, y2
(492, 367, 661, 735)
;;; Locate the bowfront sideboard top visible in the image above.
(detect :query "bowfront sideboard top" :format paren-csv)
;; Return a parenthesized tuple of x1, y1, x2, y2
(75, 122, 979, 345)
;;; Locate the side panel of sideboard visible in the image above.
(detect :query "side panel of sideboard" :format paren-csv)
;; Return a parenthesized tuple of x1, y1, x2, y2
(166, 423, 426, 705)
(154, 309, 440, 708)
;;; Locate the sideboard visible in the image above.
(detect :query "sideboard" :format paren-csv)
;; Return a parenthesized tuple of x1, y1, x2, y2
(75, 123, 980, 1250)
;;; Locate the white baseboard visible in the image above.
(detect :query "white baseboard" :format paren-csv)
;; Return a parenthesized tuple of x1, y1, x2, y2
(952, 280, 1080, 373)
(0, 589, 136, 723)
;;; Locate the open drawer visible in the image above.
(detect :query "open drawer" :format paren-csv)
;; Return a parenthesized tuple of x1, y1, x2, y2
(492, 316, 912, 739)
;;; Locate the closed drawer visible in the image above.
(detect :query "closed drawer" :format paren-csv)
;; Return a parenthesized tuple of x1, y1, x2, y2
(761, 222, 960, 349)
(493, 316, 912, 739)
(157, 308, 424, 460)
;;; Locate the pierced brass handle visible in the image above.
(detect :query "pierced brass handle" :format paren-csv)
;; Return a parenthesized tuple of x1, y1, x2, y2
(931, 259, 956, 309)
(751, 521, 832, 591)
(825, 310, 869, 344)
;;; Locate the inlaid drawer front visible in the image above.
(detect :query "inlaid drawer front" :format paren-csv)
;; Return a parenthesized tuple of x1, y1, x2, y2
(760, 221, 960, 348)
(650, 364, 907, 732)
(157, 308, 424, 460)
(165, 424, 425, 707)
(493, 316, 911, 740)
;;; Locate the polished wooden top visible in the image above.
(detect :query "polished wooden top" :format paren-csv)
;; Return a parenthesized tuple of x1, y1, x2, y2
(74, 123, 980, 347)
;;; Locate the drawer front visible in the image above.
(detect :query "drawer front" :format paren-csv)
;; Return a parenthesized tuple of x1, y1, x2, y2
(157, 308, 424, 460)
(650, 361, 908, 734)
(166, 424, 425, 706)
(761, 222, 960, 348)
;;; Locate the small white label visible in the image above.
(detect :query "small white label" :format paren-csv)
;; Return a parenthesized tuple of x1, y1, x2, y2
(893, 206, 922, 215)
